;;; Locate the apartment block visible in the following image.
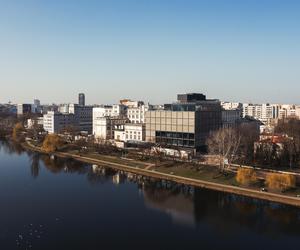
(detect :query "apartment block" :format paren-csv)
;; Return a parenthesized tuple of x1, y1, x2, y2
(242, 103, 279, 123)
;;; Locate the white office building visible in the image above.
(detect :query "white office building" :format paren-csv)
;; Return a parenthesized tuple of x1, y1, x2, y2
(43, 111, 75, 134)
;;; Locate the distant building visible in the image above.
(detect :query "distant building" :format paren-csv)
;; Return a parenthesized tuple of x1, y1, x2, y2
(32, 99, 41, 113)
(145, 93, 222, 150)
(296, 106, 300, 119)
(69, 104, 93, 133)
(120, 99, 144, 108)
(17, 104, 32, 115)
(58, 104, 70, 113)
(221, 102, 242, 110)
(78, 93, 85, 106)
(93, 116, 129, 140)
(27, 117, 44, 129)
(177, 93, 206, 103)
(127, 104, 149, 124)
(242, 103, 279, 123)
(222, 109, 242, 128)
(278, 104, 298, 119)
(40, 104, 59, 114)
(92, 105, 127, 119)
(43, 111, 75, 134)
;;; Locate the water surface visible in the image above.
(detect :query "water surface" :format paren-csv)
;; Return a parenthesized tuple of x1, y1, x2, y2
(0, 140, 300, 250)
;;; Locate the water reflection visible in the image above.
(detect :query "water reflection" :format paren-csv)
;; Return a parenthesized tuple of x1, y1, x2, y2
(87, 164, 300, 236)
(0, 139, 25, 155)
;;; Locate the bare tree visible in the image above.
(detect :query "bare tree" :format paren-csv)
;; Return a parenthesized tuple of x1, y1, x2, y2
(206, 127, 241, 171)
(284, 138, 297, 169)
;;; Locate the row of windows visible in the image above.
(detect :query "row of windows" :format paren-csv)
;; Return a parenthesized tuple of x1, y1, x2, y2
(146, 118, 194, 125)
(128, 115, 144, 119)
(126, 131, 141, 135)
(128, 110, 144, 113)
(155, 131, 195, 140)
(155, 137, 195, 147)
(126, 134, 141, 140)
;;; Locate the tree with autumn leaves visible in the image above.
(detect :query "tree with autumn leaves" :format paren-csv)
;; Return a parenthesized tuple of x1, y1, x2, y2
(42, 134, 64, 153)
(12, 122, 25, 142)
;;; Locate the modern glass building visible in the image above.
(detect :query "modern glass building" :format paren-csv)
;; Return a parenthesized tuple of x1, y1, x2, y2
(145, 94, 222, 150)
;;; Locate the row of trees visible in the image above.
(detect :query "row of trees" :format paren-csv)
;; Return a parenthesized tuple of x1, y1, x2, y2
(207, 118, 300, 170)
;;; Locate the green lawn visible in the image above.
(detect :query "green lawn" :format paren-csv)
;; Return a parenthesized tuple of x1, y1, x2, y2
(155, 164, 239, 186)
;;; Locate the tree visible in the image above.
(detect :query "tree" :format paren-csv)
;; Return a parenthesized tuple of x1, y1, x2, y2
(236, 168, 257, 186)
(206, 127, 241, 171)
(265, 173, 296, 192)
(27, 120, 45, 142)
(60, 125, 78, 143)
(75, 138, 88, 152)
(283, 138, 297, 169)
(238, 123, 260, 164)
(12, 122, 25, 142)
(42, 134, 64, 153)
(275, 118, 300, 167)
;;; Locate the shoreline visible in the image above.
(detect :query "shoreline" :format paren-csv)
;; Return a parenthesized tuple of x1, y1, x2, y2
(21, 142, 300, 208)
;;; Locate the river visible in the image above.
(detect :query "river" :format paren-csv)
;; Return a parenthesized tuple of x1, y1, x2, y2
(0, 140, 300, 250)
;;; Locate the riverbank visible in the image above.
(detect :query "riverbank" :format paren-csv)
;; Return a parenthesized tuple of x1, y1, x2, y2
(21, 141, 300, 207)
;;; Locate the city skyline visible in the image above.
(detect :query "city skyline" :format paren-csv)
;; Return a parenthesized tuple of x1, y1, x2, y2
(1, 0, 300, 104)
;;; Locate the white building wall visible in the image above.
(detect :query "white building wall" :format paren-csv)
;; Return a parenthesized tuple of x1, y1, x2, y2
(43, 111, 75, 134)
(124, 124, 145, 142)
(243, 103, 278, 123)
(127, 105, 148, 124)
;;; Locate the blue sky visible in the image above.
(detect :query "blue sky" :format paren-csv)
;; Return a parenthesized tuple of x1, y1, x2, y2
(0, 0, 300, 104)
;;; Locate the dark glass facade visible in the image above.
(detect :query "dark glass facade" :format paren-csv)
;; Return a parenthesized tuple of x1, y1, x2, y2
(155, 131, 195, 147)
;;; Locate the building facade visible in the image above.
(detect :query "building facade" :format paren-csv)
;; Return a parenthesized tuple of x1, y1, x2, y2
(69, 104, 93, 133)
(17, 104, 32, 115)
(124, 123, 145, 142)
(93, 116, 129, 140)
(78, 93, 85, 106)
(221, 102, 242, 110)
(43, 111, 75, 134)
(127, 105, 149, 124)
(222, 109, 242, 128)
(242, 103, 279, 123)
(145, 94, 222, 150)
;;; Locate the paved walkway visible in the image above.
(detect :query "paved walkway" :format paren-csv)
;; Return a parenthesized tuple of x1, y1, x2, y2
(23, 142, 300, 207)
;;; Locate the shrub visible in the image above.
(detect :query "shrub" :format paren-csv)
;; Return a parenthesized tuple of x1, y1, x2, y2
(236, 168, 257, 186)
(265, 173, 296, 191)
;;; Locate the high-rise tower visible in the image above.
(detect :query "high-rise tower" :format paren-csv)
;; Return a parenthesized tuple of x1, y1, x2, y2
(79, 93, 85, 106)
